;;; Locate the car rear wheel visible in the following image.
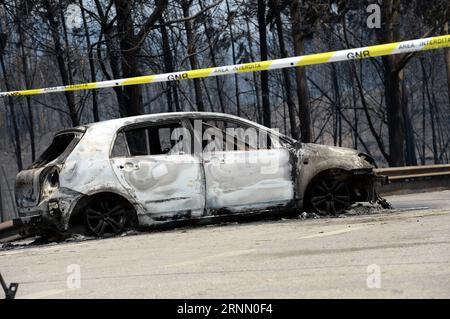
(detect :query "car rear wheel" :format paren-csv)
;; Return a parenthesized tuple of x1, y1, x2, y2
(308, 177, 351, 216)
(85, 197, 127, 237)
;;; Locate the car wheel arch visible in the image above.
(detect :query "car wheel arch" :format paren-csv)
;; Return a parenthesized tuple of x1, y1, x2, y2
(68, 191, 139, 230)
(301, 168, 355, 210)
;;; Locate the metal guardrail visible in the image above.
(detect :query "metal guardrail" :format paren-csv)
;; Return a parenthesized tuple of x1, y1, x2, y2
(375, 164, 450, 180)
(375, 164, 450, 195)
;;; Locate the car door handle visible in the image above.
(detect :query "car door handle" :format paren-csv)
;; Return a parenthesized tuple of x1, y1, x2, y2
(204, 158, 225, 164)
(119, 162, 140, 170)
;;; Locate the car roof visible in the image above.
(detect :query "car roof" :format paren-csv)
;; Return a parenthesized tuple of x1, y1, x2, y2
(64, 111, 293, 144)
(79, 112, 257, 130)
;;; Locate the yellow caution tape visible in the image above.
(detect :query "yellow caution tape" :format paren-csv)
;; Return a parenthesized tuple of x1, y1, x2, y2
(0, 35, 449, 97)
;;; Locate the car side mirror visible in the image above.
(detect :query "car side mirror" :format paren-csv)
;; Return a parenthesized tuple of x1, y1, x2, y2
(292, 140, 302, 149)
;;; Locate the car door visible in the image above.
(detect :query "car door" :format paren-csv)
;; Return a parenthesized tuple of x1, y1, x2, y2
(199, 117, 295, 214)
(110, 119, 205, 220)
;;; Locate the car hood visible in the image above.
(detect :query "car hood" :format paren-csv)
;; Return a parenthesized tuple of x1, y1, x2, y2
(301, 143, 360, 157)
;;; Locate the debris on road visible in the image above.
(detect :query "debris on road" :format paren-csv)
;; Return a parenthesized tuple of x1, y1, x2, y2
(344, 202, 393, 216)
(298, 212, 321, 219)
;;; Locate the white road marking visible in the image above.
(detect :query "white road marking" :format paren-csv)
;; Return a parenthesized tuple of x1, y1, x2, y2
(298, 226, 367, 239)
(18, 289, 68, 299)
(397, 207, 430, 211)
(165, 249, 256, 268)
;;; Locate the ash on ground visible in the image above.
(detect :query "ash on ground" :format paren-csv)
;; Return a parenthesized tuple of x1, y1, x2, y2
(344, 202, 394, 216)
(297, 201, 393, 219)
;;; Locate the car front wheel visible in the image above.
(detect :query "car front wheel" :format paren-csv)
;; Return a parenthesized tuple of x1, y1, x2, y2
(308, 177, 351, 216)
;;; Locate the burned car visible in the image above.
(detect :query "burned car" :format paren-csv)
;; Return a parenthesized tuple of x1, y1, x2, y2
(15, 112, 385, 237)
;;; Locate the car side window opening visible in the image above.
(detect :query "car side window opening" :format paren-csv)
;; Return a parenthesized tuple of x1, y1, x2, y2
(30, 133, 78, 168)
(201, 119, 278, 152)
(111, 132, 130, 157)
(112, 121, 184, 157)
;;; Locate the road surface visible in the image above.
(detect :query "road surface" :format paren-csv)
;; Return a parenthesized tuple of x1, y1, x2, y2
(1, 190, 449, 299)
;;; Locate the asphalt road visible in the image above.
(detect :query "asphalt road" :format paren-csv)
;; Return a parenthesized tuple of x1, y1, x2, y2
(1, 190, 449, 299)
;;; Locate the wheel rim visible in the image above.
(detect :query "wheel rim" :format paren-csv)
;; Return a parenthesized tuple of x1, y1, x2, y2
(85, 198, 126, 237)
(310, 178, 351, 215)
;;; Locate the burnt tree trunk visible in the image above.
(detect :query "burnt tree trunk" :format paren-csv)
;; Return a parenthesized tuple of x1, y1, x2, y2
(245, 19, 262, 123)
(351, 62, 390, 162)
(331, 63, 342, 146)
(58, 0, 75, 88)
(421, 78, 426, 165)
(114, 0, 144, 117)
(257, 0, 271, 127)
(347, 62, 359, 149)
(401, 70, 417, 165)
(383, 67, 405, 166)
(16, 12, 36, 161)
(80, 0, 99, 122)
(420, 58, 439, 164)
(93, 0, 126, 117)
(379, 0, 406, 166)
(290, 0, 311, 142)
(199, 0, 225, 113)
(160, 16, 178, 112)
(274, 8, 298, 139)
(181, 0, 204, 112)
(0, 55, 22, 171)
(43, 0, 78, 126)
(225, 0, 241, 116)
(444, 22, 450, 112)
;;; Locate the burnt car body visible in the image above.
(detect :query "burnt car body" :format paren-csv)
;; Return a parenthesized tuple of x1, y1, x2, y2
(15, 112, 385, 237)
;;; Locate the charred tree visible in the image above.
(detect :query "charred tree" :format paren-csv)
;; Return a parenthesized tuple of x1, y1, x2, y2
(181, 0, 205, 112)
(225, 0, 241, 116)
(401, 70, 417, 165)
(0, 56, 23, 171)
(331, 63, 342, 147)
(290, 0, 312, 142)
(114, 0, 144, 116)
(199, 0, 225, 113)
(378, 0, 418, 166)
(93, 0, 127, 117)
(269, 0, 298, 139)
(257, 0, 271, 127)
(79, 0, 99, 122)
(14, 2, 36, 161)
(420, 58, 439, 164)
(94, 0, 167, 117)
(159, 16, 181, 112)
(245, 18, 263, 123)
(43, 0, 78, 126)
(444, 22, 450, 111)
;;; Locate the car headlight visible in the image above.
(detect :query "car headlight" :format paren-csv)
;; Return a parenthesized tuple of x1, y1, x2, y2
(40, 166, 60, 199)
(358, 153, 376, 167)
